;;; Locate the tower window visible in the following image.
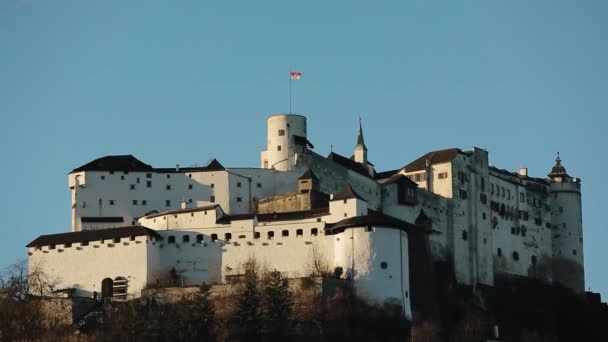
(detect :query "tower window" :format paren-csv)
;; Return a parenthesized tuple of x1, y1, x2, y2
(573, 249, 577, 256)
(278, 129, 286, 136)
(277, 145, 282, 151)
(513, 251, 519, 261)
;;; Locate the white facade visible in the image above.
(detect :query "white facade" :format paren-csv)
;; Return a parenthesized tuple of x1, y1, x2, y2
(29, 112, 585, 320)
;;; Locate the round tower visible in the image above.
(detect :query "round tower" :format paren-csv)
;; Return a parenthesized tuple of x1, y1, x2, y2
(260, 114, 307, 171)
(548, 153, 584, 293)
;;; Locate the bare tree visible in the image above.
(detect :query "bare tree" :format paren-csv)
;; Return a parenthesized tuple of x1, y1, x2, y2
(308, 243, 331, 277)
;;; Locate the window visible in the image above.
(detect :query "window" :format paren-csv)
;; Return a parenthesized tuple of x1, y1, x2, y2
(183, 235, 190, 243)
(211, 234, 218, 242)
(113, 237, 121, 243)
(531, 255, 538, 266)
(437, 172, 448, 179)
(121, 175, 125, 180)
(481, 178, 485, 191)
(136, 177, 140, 184)
(210, 196, 215, 203)
(130, 236, 135, 241)
(188, 184, 193, 190)
(236, 197, 242, 202)
(188, 199, 193, 203)
(50, 244, 56, 250)
(130, 184, 136, 190)
(380, 261, 388, 269)
(277, 145, 282, 151)
(196, 234, 204, 243)
(166, 184, 171, 190)
(188, 174, 192, 178)
(501, 187, 505, 198)
(573, 249, 577, 256)
(507, 189, 511, 200)
(414, 173, 426, 182)
(282, 230, 289, 237)
(491, 183, 494, 194)
(480, 193, 488, 204)
(147, 181, 152, 188)
(257, 182, 262, 188)
(166, 174, 171, 179)
(109, 200, 115, 205)
(142, 200, 147, 206)
(132, 200, 138, 205)
(146, 173, 152, 178)
(459, 190, 468, 200)
(268, 231, 275, 240)
(254, 232, 260, 239)
(225, 233, 232, 242)
(168, 236, 175, 244)
(237, 182, 242, 188)
(497, 248, 502, 257)
(210, 183, 214, 188)
(101, 175, 105, 180)
(462, 230, 468, 240)
(296, 229, 303, 237)
(166, 200, 171, 207)
(512, 251, 519, 261)
(278, 129, 285, 136)
(65, 243, 72, 248)
(311, 228, 318, 236)
(520, 193, 525, 203)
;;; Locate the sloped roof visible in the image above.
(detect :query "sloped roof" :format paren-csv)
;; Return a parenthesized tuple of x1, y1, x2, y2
(293, 135, 314, 149)
(297, 167, 319, 181)
(327, 152, 371, 177)
(325, 212, 417, 234)
(71, 156, 226, 174)
(376, 173, 418, 186)
(71, 155, 153, 173)
(26, 226, 162, 248)
(332, 183, 364, 201)
(402, 148, 463, 173)
(143, 204, 221, 219)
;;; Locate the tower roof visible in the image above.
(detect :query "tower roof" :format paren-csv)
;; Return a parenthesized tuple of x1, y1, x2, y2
(354, 117, 367, 151)
(548, 152, 569, 179)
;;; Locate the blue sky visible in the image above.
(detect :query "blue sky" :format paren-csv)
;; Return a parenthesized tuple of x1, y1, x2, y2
(1, 0, 606, 296)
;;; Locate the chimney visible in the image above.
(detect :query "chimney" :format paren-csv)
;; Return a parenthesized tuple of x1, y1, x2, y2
(176, 164, 180, 172)
(519, 167, 528, 177)
(181, 200, 187, 210)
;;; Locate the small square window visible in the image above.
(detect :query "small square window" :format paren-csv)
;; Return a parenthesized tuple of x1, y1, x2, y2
(146, 173, 152, 178)
(121, 175, 125, 180)
(166, 174, 171, 179)
(168, 236, 175, 244)
(237, 182, 242, 188)
(236, 197, 242, 202)
(166, 200, 171, 207)
(166, 185, 171, 190)
(278, 129, 286, 136)
(210, 183, 214, 188)
(210, 196, 215, 203)
(257, 183, 262, 188)
(142, 200, 147, 206)
(100, 175, 105, 180)
(132, 200, 138, 205)
(188, 184, 193, 190)
(183, 235, 190, 243)
(109, 200, 115, 205)
(147, 180, 152, 188)
(277, 145, 282, 151)
(130, 184, 136, 190)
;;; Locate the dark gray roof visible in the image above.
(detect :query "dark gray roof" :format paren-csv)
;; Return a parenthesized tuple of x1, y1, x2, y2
(327, 152, 371, 177)
(332, 183, 364, 201)
(402, 148, 463, 172)
(548, 153, 569, 179)
(216, 208, 329, 224)
(26, 226, 162, 248)
(293, 135, 314, 149)
(71, 156, 225, 174)
(325, 212, 417, 235)
(297, 167, 319, 181)
(143, 204, 221, 219)
(81, 217, 124, 223)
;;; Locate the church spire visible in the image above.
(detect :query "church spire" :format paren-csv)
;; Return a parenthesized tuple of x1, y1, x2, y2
(353, 116, 368, 165)
(355, 117, 367, 151)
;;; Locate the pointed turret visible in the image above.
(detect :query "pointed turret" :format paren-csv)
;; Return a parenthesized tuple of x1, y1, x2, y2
(353, 117, 368, 165)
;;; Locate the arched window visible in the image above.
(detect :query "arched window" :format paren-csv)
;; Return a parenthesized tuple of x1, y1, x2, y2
(296, 229, 303, 237)
(225, 233, 232, 242)
(101, 278, 113, 299)
(268, 231, 274, 240)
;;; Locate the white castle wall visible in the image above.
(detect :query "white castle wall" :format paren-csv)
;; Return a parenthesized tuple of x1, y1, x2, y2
(28, 235, 159, 298)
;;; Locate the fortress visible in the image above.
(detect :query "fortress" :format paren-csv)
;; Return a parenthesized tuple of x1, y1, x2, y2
(27, 114, 584, 319)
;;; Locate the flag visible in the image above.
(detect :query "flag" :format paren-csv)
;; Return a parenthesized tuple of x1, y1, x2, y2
(290, 71, 302, 79)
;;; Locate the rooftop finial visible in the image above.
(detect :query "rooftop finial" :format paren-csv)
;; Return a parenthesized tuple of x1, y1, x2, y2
(556, 151, 561, 164)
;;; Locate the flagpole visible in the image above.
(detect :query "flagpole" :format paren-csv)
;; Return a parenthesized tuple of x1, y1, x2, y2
(289, 73, 292, 114)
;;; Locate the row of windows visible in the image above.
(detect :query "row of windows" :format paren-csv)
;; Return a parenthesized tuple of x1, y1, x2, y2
(166, 228, 321, 244)
(39, 236, 140, 250)
(490, 183, 511, 200)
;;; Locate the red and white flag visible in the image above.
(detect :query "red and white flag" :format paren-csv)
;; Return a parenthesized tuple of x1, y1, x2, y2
(290, 71, 302, 79)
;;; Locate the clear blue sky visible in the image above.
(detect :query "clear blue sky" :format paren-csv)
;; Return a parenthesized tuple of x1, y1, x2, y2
(1, 0, 606, 297)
